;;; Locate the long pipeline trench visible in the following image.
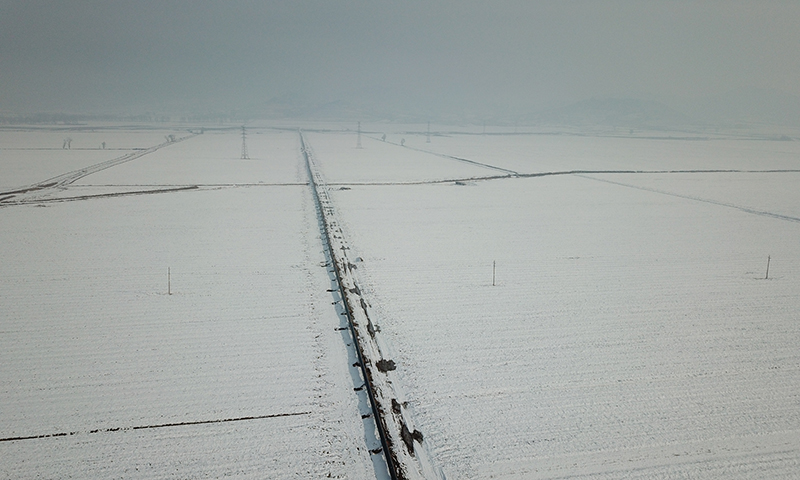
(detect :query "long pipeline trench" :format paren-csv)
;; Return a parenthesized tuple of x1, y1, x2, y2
(300, 132, 442, 480)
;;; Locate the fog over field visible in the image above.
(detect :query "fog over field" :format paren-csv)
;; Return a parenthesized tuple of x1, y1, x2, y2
(2, 1, 800, 126)
(2, 2, 800, 479)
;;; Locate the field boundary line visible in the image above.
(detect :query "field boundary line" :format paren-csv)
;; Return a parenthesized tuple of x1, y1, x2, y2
(0, 133, 196, 204)
(365, 134, 519, 175)
(579, 174, 800, 223)
(0, 411, 311, 443)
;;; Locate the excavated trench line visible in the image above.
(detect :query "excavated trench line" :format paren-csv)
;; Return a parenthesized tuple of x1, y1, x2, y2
(300, 132, 438, 480)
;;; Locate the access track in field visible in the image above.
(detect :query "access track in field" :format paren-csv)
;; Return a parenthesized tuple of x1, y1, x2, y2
(0, 134, 195, 205)
(301, 131, 442, 480)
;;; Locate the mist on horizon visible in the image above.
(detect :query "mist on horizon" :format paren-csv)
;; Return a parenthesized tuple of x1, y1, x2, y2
(2, 1, 800, 126)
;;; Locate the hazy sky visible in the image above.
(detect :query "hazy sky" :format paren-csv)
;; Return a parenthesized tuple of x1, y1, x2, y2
(1, 1, 799, 116)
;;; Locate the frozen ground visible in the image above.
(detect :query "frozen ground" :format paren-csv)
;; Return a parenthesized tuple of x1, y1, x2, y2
(0, 127, 374, 478)
(0, 127, 186, 190)
(2, 124, 800, 478)
(400, 131, 800, 173)
(79, 129, 303, 186)
(315, 129, 800, 478)
(303, 131, 495, 184)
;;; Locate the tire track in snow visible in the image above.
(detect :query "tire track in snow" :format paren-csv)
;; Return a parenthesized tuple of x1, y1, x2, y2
(322, 169, 800, 188)
(351, 137, 800, 187)
(0, 411, 311, 443)
(3, 185, 200, 205)
(519, 168, 800, 178)
(367, 135, 519, 176)
(327, 175, 511, 186)
(2, 184, 307, 206)
(577, 174, 800, 224)
(0, 134, 196, 205)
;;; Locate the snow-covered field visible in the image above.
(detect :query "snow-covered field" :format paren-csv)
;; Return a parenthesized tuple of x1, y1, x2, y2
(2, 124, 800, 478)
(77, 130, 303, 186)
(400, 131, 800, 172)
(313, 129, 800, 478)
(0, 128, 374, 479)
(0, 127, 186, 190)
(303, 131, 493, 184)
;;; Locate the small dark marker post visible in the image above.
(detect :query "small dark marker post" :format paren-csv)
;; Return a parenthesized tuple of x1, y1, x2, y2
(492, 260, 496, 286)
(765, 255, 771, 280)
(168, 267, 172, 295)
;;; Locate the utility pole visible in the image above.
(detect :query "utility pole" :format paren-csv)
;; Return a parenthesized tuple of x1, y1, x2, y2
(426, 121, 431, 143)
(240, 126, 249, 159)
(357, 122, 363, 149)
(765, 255, 771, 280)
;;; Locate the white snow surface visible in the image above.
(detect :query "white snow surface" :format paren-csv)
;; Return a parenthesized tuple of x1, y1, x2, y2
(0, 128, 374, 478)
(304, 132, 497, 184)
(0, 128, 187, 190)
(77, 130, 304, 186)
(402, 133, 800, 173)
(3, 124, 800, 479)
(318, 131, 800, 478)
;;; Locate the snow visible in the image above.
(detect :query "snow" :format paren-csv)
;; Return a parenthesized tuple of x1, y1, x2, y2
(79, 130, 304, 186)
(401, 133, 800, 173)
(0, 149, 119, 190)
(0, 129, 374, 478)
(304, 132, 496, 184)
(3, 123, 800, 478)
(318, 130, 800, 478)
(0, 128, 187, 190)
(304, 142, 438, 479)
(586, 172, 800, 220)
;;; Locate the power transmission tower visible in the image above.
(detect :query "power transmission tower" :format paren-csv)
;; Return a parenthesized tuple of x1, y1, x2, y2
(240, 126, 249, 159)
(356, 122, 363, 149)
